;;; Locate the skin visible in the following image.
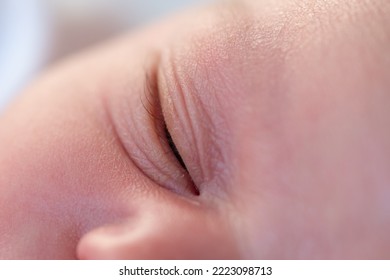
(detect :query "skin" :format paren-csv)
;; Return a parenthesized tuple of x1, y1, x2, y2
(0, 0, 390, 259)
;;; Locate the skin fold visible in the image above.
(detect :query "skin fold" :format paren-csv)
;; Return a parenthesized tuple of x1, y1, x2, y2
(0, 0, 389, 259)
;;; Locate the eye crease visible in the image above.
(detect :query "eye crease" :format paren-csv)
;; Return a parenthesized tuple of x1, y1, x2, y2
(142, 63, 192, 187)
(143, 60, 189, 174)
(164, 124, 187, 171)
(139, 65, 199, 196)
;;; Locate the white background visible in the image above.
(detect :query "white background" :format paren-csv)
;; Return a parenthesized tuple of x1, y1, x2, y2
(0, 260, 389, 280)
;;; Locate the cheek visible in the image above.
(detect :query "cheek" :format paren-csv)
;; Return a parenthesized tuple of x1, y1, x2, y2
(0, 82, 142, 259)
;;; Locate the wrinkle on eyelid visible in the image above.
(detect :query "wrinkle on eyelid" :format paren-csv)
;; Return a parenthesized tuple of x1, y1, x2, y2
(101, 93, 152, 194)
(168, 61, 206, 182)
(103, 62, 195, 197)
(124, 103, 189, 195)
(181, 68, 227, 183)
(160, 54, 229, 194)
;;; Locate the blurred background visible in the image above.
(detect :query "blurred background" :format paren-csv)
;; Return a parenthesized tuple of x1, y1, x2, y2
(0, 0, 211, 112)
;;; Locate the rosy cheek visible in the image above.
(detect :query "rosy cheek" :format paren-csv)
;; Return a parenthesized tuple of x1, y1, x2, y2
(0, 79, 143, 258)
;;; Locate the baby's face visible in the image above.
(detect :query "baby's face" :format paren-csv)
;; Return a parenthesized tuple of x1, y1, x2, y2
(1, 0, 390, 259)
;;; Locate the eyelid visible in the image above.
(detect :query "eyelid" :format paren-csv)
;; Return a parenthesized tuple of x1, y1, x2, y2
(157, 53, 229, 197)
(142, 67, 187, 171)
(140, 59, 199, 196)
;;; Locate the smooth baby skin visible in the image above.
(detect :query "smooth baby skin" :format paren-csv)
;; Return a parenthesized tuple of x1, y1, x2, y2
(0, 0, 389, 259)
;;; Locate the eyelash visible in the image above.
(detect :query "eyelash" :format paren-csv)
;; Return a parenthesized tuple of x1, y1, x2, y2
(164, 124, 187, 171)
(142, 68, 188, 173)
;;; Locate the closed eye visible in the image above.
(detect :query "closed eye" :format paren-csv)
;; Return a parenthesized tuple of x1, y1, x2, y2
(138, 60, 198, 196)
(143, 63, 189, 173)
(164, 124, 187, 171)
